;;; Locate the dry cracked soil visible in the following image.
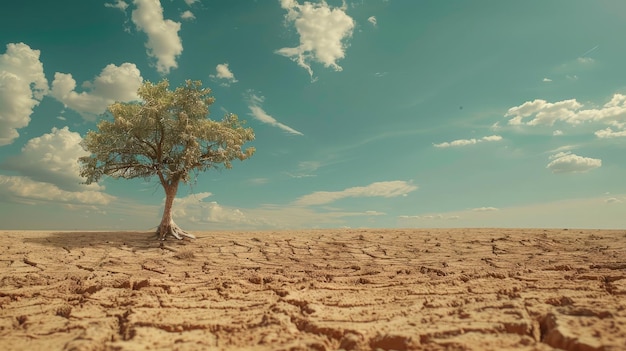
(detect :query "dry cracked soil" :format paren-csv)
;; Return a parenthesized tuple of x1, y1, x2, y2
(1, 228, 625, 350)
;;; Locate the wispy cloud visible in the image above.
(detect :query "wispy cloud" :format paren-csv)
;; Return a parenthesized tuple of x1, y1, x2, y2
(398, 214, 460, 220)
(276, 0, 355, 79)
(105, 0, 128, 11)
(434, 135, 502, 148)
(246, 92, 303, 135)
(286, 160, 320, 178)
(367, 16, 377, 26)
(294, 180, 417, 206)
(131, 0, 182, 74)
(547, 152, 601, 174)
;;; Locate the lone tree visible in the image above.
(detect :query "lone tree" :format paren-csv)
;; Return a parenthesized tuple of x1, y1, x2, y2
(79, 79, 255, 240)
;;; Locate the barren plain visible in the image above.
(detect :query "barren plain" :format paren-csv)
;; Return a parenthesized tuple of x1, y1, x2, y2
(1, 228, 625, 350)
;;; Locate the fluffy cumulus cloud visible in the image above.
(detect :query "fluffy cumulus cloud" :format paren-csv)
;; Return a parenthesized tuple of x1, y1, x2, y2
(434, 135, 502, 148)
(210, 63, 238, 86)
(295, 180, 417, 206)
(506, 99, 582, 126)
(276, 0, 355, 78)
(246, 92, 303, 135)
(0, 43, 48, 146)
(505, 94, 626, 137)
(51, 63, 143, 119)
(547, 152, 601, 174)
(131, 0, 183, 74)
(367, 16, 377, 26)
(2, 127, 102, 192)
(0, 127, 115, 206)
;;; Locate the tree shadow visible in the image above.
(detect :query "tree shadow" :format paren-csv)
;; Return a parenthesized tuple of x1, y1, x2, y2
(23, 231, 194, 251)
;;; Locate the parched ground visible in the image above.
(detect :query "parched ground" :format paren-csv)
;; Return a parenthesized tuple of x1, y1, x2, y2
(0, 228, 625, 351)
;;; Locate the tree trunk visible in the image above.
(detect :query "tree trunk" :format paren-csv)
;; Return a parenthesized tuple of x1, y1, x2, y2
(156, 182, 195, 240)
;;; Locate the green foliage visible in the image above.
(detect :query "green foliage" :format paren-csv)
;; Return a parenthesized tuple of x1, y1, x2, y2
(79, 79, 255, 187)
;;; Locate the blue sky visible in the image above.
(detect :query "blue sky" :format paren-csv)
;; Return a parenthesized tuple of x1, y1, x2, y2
(1, 0, 625, 230)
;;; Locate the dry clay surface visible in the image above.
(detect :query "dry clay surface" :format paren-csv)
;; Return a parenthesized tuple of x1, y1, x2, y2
(1, 229, 625, 350)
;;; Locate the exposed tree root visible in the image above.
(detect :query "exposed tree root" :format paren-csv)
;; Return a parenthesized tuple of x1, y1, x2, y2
(156, 220, 196, 240)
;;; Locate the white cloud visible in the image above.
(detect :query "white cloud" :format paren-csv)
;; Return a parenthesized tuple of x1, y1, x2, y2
(472, 207, 499, 212)
(594, 127, 626, 138)
(553, 130, 563, 136)
(286, 160, 320, 178)
(172, 192, 211, 218)
(180, 10, 195, 20)
(0, 175, 114, 206)
(434, 135, 502, 148)
(51, 63, 143, 119)
(397, 195, 626, 229)
(2, 127, 102, 192)
(184, 0, 198, 5)
(210, 63, 238, 86)
(171, 192, 254, 225)
(542, 77, 552, 82)
(105, 0, 128, 11)
(295, 180, 417, 206)
(605, 197, 622, 204)
(0, 43, 48, 146)
(367, 16, 377, 26)
(246, 92, 303, 135)
(505, 99, 582, 126)
(505, 94, 626, 137)
(577, 57, 594, 64)
(547, 152, 601, 174)
(276, 0, 355, 78)
(249, 178, 269, 185)
(131, 0, 183, 74)
(398, 214, 460, 220)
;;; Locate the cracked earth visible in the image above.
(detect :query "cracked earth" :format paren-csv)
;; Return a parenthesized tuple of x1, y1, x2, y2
(1, 229, 625, 350)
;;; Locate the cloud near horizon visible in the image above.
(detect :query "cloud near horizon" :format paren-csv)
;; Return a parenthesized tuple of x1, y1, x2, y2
(295, 180, 417, 206)
(434, 135, 502, 148)
(2, 127, 104, 192)
(0, 175, 114, 206)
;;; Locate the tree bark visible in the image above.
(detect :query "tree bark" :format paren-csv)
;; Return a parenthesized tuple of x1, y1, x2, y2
(155, 182, 195, 240)
(158, 183, 178, 240)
